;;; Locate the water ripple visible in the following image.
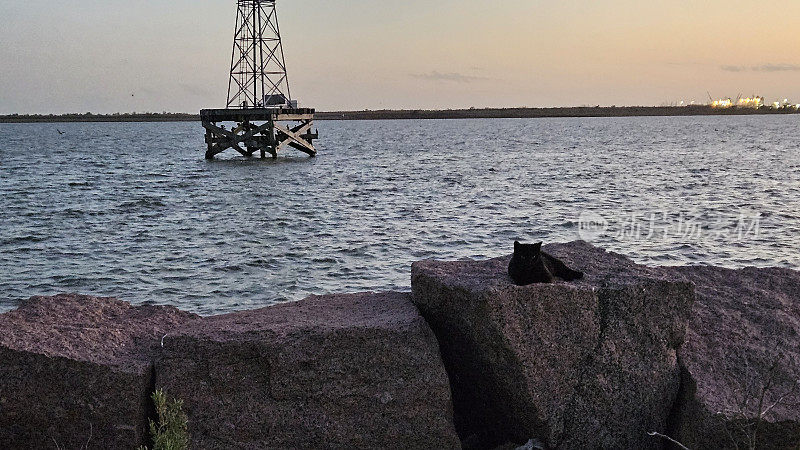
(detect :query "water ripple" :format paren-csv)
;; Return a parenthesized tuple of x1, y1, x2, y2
(1, 116, 799, 314)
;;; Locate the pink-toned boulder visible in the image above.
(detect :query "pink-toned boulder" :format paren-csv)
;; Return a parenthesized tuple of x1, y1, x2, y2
(669, 265, 800, 450)
(412, 241, 694, 449)
(0, 294, 198, 449)
(155, 291, 461, 449)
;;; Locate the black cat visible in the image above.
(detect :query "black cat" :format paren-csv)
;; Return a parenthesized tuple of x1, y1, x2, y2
(508, 241, 584, 286)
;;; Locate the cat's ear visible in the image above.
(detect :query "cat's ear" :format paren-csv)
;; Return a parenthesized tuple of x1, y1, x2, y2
(514, 241, 521, 251)
(533, 242, 543, 252)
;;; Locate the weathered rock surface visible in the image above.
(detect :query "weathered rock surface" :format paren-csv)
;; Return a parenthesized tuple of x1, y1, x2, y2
(155, 291, 461, 449)
(412, 241, 695, 449)
(0, 293, 198, 449)
(668, 265, 800, 450)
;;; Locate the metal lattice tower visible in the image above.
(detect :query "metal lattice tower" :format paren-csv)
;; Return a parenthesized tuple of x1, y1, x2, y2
(227, 0, 292, 108)
(201, 0, 316, 160)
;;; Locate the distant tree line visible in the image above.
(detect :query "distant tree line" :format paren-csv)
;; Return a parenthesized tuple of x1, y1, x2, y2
(0, 112, 200, 123)
(1, 105, 798, 123)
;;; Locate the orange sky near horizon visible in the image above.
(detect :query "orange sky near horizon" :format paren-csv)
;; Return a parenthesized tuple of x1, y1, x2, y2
(1, 0, 799, 113)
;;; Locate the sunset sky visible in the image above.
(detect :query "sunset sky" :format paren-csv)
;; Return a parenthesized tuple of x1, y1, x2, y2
(2, 0, 799, 114)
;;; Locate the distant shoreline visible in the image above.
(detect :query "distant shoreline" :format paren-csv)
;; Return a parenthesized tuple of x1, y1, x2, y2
(1, 105, 798, 123)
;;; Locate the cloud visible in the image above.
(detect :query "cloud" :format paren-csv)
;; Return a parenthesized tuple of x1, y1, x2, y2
(410, 71, 488, 83)
(720, 65, 746, 72)
(721, 63, 800, 72)
(754, 64, 800, 72)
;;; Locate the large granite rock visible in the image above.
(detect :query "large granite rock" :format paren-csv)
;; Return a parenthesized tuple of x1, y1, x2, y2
(155, 291, 461, 449)
(0, 294, 198, 449)
(669, 266, 800, 450)
(411, 241, 694, 449)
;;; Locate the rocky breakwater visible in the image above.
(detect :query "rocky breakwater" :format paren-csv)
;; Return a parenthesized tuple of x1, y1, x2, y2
(0, 292, 459, 449)
(3, 241, 800, 449)
(0, 294, 197, 448)
(156, 291, 460, 449)
(669, 265, 800, 449)
(412, 241, 695, 449)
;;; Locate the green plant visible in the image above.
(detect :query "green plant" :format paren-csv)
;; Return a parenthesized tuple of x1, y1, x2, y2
(138, 389, 189, 450)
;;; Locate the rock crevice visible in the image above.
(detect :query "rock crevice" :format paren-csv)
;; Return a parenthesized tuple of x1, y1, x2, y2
(412, 241, 695, 449)
(0, 294, 198, 449)
(666, 265, 800, 449)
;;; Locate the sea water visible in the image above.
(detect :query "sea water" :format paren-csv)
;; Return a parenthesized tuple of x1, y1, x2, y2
(1, 115, 799, 314)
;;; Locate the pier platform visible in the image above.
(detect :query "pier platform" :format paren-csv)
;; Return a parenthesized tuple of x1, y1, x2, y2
(200, 108, 318, 159)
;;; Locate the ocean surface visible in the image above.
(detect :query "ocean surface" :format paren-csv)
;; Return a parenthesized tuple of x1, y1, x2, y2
(1, 115, 799, 315)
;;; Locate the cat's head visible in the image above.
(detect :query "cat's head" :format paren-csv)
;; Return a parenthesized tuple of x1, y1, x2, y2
(514, 241, 543, 262)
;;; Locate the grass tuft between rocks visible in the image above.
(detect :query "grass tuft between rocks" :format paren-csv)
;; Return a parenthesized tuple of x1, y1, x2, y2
(138, 389, 189, 450)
